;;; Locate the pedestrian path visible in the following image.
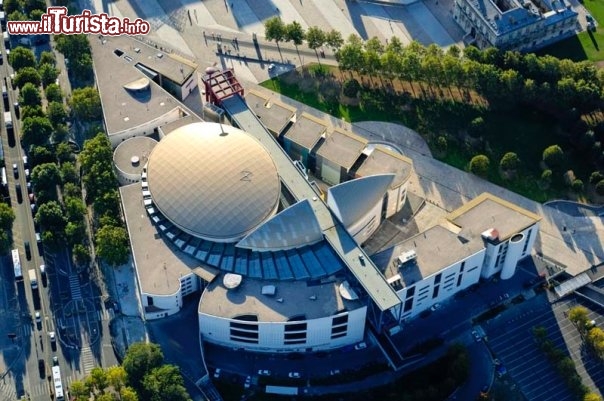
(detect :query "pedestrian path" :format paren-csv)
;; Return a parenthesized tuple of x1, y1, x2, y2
(29, 380, 50, 398)
(80, 345, 96, 375)
(69, 274, 82, 300)
(0, 378, 16, 399)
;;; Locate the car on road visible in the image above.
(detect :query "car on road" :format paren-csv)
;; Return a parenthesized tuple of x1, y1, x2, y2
(244, 375, 251, 389)
(35, 311, 41, 323)
(213, 368, 221, 379)
(354, 342, 367, 350)
(288, 372, 301, 378)
(38, 359, 45, 377)
(329, 369, 341, 375)
(39, 264, 46, 276)
(16, 183, 23, 203)
(430, 303, 441, 311)
(24, 241, 31, 260)
(52, 356, 59, 366)
(257, 369, 271, 376)
(12, 163, 18, 178)
(268, 63, 276, 72)
(472, 330, 482, 342)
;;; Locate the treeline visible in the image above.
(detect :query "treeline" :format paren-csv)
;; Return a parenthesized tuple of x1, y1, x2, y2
(334, 36, 603, 115)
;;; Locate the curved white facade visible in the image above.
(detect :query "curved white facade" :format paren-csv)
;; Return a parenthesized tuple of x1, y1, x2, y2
(500, 233, 525, 280)
(199, 306, 367, 352)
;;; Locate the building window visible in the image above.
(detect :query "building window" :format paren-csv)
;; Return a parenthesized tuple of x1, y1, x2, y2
(434, 273, 442, 285)
(285, 323, 308, 332)
(230, 329, 259, 340)
(332, 315, 348, 326)
(406, 286, 415, 298)
(404, 298, 413, 312)
(456, 274, 463, 287)
(147, 296, 154, 306)
(331, 332, 347, 339)
(460, 261, 465, 272)
(331, 326, 347, 335)
(432, 286, 440, 299)
(522, 229, 532, 254)
(467, 266, 479, 273)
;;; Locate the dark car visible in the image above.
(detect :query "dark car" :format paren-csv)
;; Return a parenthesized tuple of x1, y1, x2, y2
(24, 241, 31, 260)
(15, 183, 22, 203)
(12, 163, 18, 179)
(38, 359, 45, 378)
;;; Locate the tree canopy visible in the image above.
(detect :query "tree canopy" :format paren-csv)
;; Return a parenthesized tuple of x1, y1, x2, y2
(35, 201, 67, 233)
(141, 365, 191, 401)
(469, 155, 490, 177)
(285, 21, 305, 47)
(19, 83, 42, 108)
(0, 203, 15, 254)
(21, 116, 53, 148)
(264, 17, 286, 45)
(8, 46, 36, 71)
(95, 225, 130, 267)
(70, 87, 102, 122)
(45, 83, 63, 103)
(39, 63, 60, 87)
(122, 342, 164, 391)
(306, 26, 325, 51)
(542, 145, 565, 169)
(14, 66, 41, 88)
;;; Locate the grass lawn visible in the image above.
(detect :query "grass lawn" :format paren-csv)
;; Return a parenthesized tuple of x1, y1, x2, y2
(539, 0, 604, 62)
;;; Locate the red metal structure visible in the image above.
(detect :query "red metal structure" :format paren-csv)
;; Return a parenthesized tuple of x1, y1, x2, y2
(202, 68, 244, 105)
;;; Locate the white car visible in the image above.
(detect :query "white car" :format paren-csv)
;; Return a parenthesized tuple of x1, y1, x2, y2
(268, 63, 276, 71)
(48, 331, 56, 342)
(244, 375, 251, 389)
(257, 369, 271, 376)
(288, 372, 301, 378)
(35, 311, 41, 323)
(430, 303, 441, 312)
(213, 368, 221, 379)
(354, 342, 367, 350)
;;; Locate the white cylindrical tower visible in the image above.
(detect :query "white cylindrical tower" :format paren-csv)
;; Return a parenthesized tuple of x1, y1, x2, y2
(500, 233, 525, 280)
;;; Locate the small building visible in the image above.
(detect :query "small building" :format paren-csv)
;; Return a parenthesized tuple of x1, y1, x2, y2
(113, 136, 158, 186)
(245, 90, 296, 138)
(314, 128, 368, 185)
(453, 0, 578, 52)
(282, 112, 328, 169)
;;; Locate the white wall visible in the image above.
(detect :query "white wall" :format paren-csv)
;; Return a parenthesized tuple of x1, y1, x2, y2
(348, 198, 383, 245)
(199, 306, 367, 352)
(141, 289, 182, 320)
(481, 223, 539, 279)
(108, 107, 183, 148)
(179, 73, 198, 101)
(393, 249, 485, 321)
(384, 182, 408, 219)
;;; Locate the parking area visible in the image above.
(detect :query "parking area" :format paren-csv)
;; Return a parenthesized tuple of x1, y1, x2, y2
(484, 293, 604, 400)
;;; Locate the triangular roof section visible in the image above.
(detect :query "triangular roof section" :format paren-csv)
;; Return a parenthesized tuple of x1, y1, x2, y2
(236, 199, 323, 251)
(327, 174, 395, 228)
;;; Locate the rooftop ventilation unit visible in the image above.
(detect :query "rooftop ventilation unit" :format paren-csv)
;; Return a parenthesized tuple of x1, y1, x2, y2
(397, 250, 417, 266)
(262, 285, 276, 296)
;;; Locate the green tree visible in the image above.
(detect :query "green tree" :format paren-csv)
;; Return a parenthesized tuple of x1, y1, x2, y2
(284, 21, 305, 47)
(39, 51, 56, 67)
(8, 10, 27, 21)
(4, 0, 21, 14)
(120, 386, 139, 401)
(80, 133, 113, 171)
(306, 26, 325, 55)
(64, 196, 86, 223)
(70, 53, 94, 82)
(436, 136, 448, 155)
(60, 161, 79, 185)
(45, 83, 63, 103)
(47, 101, 68, 127)
(85, 366, 108, 394)
(19, 82, 42, 108)
(20, 105, 45, 120)
(264, 17, 286, 49)
(14, 66, 41, 88)
(21, 116, 53, 148)
(142, 364, 191, 401)
(542, 145, 565, 169)
(569, 306, 590, 335)
(469, 155, 490, 177)
(596, 180, 604, 196)
(84, 164, 118, 202)
(8, 46, 36, 71)
(65, 221, 86, 246)
(70, 87, 102, 122)
(468, 116, 485, 138)
(95, 225, 130, 266)
(571, 179, 584, 193)
(55, 34, 91, 60)
(500, 152, 520, 171)
(39, 63, 59, 87)
(68, 380, 90, 401)
(31, 162, 62, 198)
(56, 142, 75, 163)
(589, 171, 603, 185)
(342, 79, 360, 98)
(0, 203, 15, 254)
(122, 342, 164, 391)
(325, 29, 344, 51)
(73, 243, 91, 267)
(584, 393, 602, 401)
(106, 365, 128, 392)
(35, 201, 67, 233)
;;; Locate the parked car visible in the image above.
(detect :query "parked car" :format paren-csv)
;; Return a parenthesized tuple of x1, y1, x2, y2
(288, 372, 301, 378)
(472, 330, 482, 342)
(213, 368, 221, 379)
(35, 311, 41, 323)
(329, 369, 341, 375)
(257, 370, 271, 376)
(24, 241, 31, 260)
(354, 342, 367, 350)
(12, 163, 18, 178)
(430, 303, 441, 311)
(244, 375, 251, 389)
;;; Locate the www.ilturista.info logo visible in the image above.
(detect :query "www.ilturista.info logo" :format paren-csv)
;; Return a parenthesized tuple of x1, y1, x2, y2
(7, 7, 151, 36)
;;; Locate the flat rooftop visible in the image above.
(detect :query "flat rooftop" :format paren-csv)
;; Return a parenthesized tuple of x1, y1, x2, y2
(113, 136, 158, 176)
(90, 35, 186, 136)
(120, 183, 200, 296)
(199, 276, 363, 321)
(283, 112, 328, 150)
(316, 128, 368, 170)
(448, 193, 542, 242)
(222, 95, 401, 311)
(381, 225, 484, 286)
(355, 146, 413, 189)
(158, 114, 202, 136)
(245, 90, 296, 135)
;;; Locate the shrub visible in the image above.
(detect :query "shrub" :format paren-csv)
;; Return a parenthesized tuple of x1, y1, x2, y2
(589, 171, 604, 185)
(571, 179, 584, 193)
(468, 117, 485, 138)
(596, 180, 604, 196)
(436, 136, 448, 154)
(543, 145, 564, 169)
(469, 154, 490, 177)
(500, 152, 520, 171)
(342, 78, 361, 98)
